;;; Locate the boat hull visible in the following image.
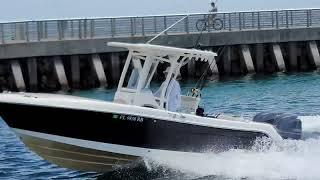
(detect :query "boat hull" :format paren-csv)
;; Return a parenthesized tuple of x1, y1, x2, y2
(15, 129, 138, 172)
(0, 102, 265, 152)
(0, 93, 281, 172)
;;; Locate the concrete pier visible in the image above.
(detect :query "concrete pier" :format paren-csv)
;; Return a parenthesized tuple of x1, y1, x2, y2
(10, 60, 25, 91)
(188, 59, 196, 77)
(209, 59, 219, 75)
(254, 44, 264, 73)
(110, 53, 121, 84)
(53, 56, 69, 91)
(271, 44, 286, 72)
(27, 57, 38, 92)
(1, 41, 320, 92)
(70, 55, 80, 89)
(288, 42, 298, 71)
(91, 54, 107, 87)
(196, 62, 203, 77)
(222, 46, 232, 75)
(240, 45, 255, 73)
(307, 41, 320, 68)
(0, 8, 319, 92)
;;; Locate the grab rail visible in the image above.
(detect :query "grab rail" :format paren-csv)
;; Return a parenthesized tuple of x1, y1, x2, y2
(0, 8, 319, 44)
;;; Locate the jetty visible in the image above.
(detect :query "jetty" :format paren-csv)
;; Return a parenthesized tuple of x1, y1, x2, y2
(0, 8, 320, 91)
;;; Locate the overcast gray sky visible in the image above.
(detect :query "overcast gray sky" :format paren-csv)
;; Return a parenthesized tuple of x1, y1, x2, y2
(1, 0, 320, 21)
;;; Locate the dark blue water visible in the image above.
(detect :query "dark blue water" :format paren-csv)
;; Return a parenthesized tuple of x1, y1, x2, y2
(2, 72, 320, 179)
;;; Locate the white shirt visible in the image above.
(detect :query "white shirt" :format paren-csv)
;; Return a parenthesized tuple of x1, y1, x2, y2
(155, 79, 181, 112)
(167, 79, 181, 112)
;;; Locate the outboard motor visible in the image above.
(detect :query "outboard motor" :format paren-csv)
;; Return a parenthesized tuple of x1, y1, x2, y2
(253, 113, 302, 140)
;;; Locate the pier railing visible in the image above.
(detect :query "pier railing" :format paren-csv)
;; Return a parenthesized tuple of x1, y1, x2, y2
(1, 8, 320, 44)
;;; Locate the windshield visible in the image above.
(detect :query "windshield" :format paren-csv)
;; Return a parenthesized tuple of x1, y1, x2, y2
(122, 56, 159, 91)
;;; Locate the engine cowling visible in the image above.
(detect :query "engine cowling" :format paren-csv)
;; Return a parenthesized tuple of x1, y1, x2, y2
(253, 113, 302, 140)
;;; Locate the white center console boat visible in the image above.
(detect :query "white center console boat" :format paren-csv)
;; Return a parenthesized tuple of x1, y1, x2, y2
(0, 42, 300, 172)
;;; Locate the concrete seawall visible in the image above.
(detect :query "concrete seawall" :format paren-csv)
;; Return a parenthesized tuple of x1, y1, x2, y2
(1, 9, 320, 92)
(2, 39, 320, 92)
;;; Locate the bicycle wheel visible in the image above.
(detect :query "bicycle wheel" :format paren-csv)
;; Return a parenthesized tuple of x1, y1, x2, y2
(196, 19, 208, 31)
(213, 19, 223, 30)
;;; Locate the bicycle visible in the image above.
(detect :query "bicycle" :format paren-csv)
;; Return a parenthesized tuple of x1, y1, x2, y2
(196, 14, 224, 31)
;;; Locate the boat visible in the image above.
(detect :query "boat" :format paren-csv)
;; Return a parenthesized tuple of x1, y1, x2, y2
(0, 42, 302, 172)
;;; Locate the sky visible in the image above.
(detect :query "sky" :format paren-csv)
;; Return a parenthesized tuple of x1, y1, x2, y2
(1, 0, 320, 22)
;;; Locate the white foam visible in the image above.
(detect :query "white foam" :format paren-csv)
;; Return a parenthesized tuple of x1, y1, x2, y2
(300, 115, 320, 137)
(146, 116, 320, 180)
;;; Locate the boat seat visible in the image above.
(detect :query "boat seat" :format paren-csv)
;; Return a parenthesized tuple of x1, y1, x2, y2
(180, 95, 200, 114)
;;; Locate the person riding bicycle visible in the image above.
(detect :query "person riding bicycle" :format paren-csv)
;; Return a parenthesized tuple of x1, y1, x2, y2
(209, 1, 218, 20)
(196, 1, 223, 31)
(210, 2, 218, 13)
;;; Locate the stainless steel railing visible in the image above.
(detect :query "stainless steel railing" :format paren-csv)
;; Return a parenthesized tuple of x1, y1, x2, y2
(0, 8, 319, 44)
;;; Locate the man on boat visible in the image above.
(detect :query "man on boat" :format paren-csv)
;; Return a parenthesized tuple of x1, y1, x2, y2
(155, 67, 181, 112)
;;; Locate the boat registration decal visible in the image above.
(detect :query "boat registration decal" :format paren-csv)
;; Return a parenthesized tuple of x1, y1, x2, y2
(113, 114, 144, 123)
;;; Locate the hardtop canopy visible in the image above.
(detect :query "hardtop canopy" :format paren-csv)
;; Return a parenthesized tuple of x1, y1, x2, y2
(108, 42, 217, 111)
(108, 42, 217, 63)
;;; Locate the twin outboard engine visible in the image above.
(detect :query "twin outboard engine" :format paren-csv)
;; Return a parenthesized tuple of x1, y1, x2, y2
(253, 113, 302, 140)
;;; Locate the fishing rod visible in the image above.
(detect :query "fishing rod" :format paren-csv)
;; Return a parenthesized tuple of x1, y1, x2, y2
(189, 16, 226, 98)
(196, 46, 226, 90)
(189, 46, 225, 96)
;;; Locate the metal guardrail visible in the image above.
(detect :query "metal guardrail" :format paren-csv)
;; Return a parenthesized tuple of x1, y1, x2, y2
(0, 9, 320, 44)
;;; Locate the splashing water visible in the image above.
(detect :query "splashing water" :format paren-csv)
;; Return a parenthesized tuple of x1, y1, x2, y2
(301, 115, 320, 139)
(3, 73, 320, 179)
(77, 73, 320, 180)
(141, 115, 320, 180)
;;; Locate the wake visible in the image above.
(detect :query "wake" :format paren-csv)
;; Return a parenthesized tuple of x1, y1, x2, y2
(144, 115, 320, 180)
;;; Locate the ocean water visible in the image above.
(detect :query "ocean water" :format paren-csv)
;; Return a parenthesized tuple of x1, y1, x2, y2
(2, 72, 320, 179)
